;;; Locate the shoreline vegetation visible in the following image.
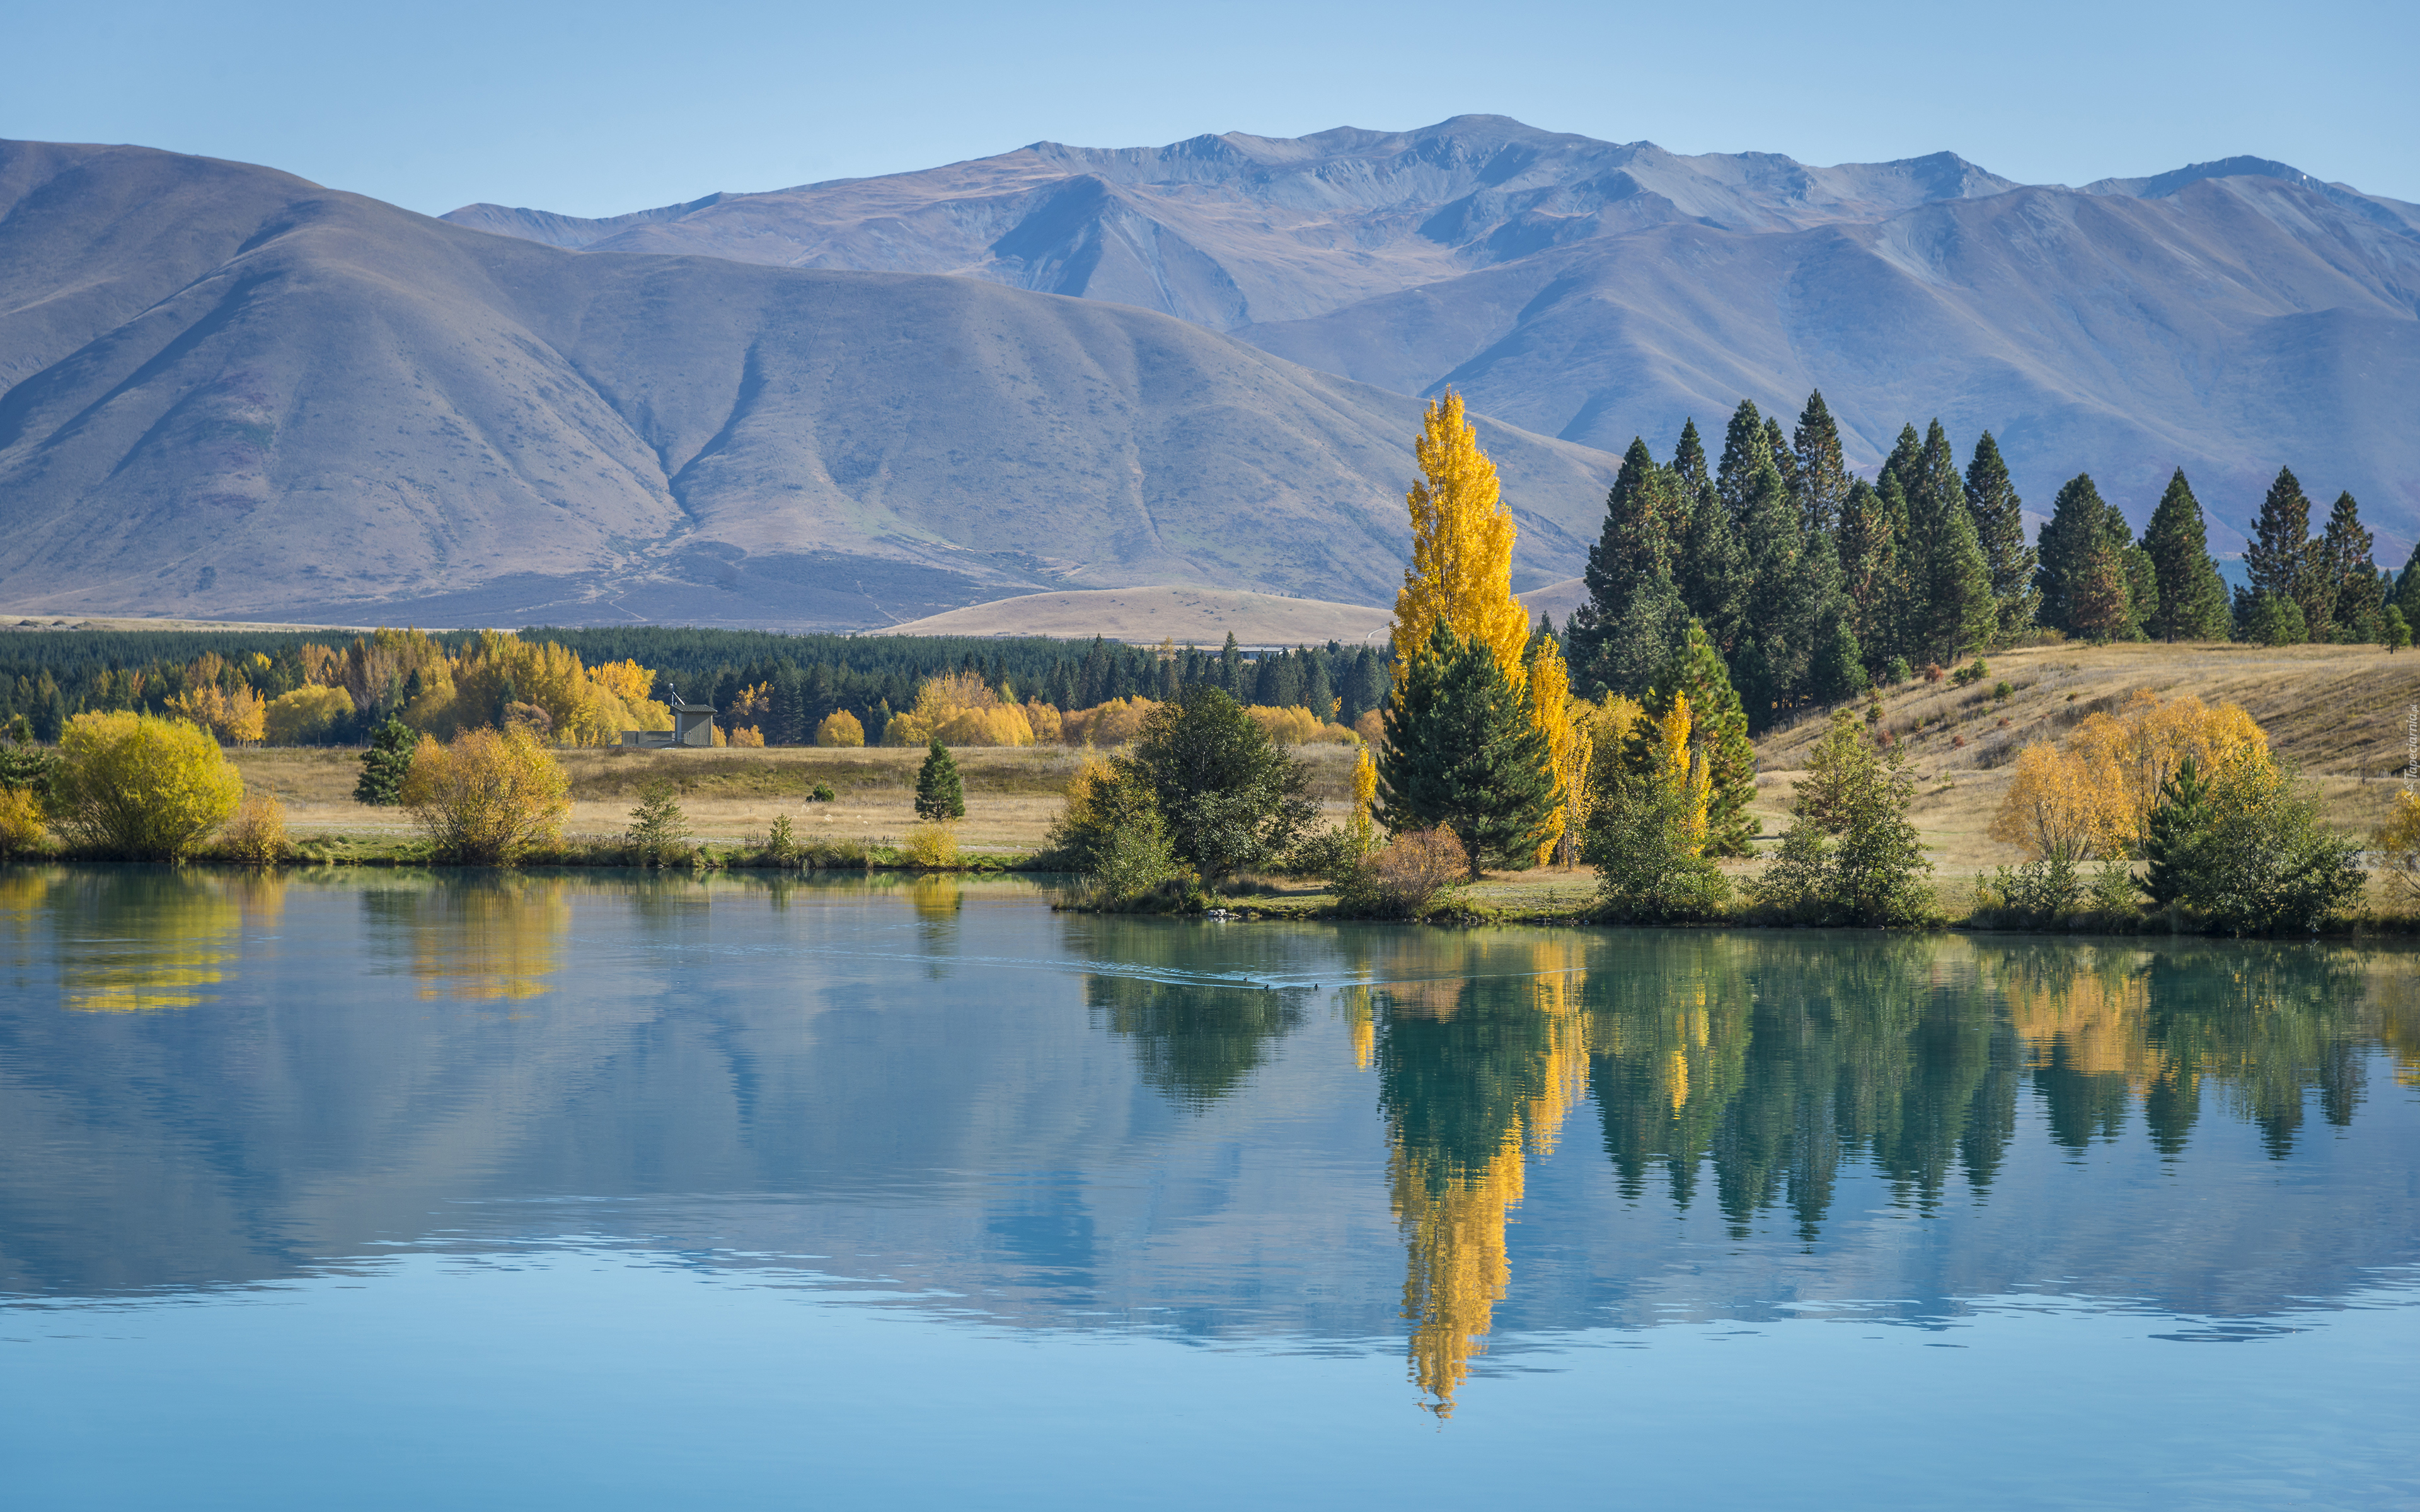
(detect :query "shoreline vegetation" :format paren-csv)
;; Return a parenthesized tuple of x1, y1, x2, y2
(0, 396, 2414, 938)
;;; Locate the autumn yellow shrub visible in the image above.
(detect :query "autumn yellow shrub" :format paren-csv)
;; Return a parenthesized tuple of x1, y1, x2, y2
(901, 822, 960, 869)
(2378, 791, 2420, 902)
(1991, 691, 2272, 863)
(727, 724, 766, 748)
(220, 792, 289, 866)
(1023, 701, 1064, 743)
(1990, 744, 2123, 865)
(166, 680, 267, 743)
(815, 709, 867, 747)
(1060, 696, 1157, 747)
(0, 787, 44, 859)
(264, 684, 355, 745)
(52, 712, 245, 859)
(1244, 704, 1324, 745)
(400, 726, 571, 864)
(885, 671, 1034, 747)
(1353, 707, 1385, 746)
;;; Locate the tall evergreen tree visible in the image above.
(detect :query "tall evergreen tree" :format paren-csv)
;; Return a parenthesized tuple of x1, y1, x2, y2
(2035, 474, 2114, 636)
(1836, 477, 1904, 671)
(1665, 421, 1744, 656)
(1789, 390, 1850, 538)
(1377, 619, 1557, 877)
(1729, 459, 1844, 730)
(2395, 539, 2420, 633)
(2072, 537, 2135, 642)
(2319, 491, 2377, 642)
(1650, 621, 1760, 857)
(2244, 466, 2315, 642)
(1762, 416, 1800, 505)
(1567, 439, 1690, 696)
(1922, 503, 1998, 665)
(2141, 470, 2232, 641)
(1877, 423, 1924, 501)
(1962, 432, 2036, 639)
(1715, 401, 1773, 521)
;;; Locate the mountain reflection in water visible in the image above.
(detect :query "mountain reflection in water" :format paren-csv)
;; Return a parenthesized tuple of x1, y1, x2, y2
(1, 869, 2414, 1430)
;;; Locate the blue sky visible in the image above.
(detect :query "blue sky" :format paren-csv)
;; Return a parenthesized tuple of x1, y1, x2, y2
(9, 0, 2413, 217)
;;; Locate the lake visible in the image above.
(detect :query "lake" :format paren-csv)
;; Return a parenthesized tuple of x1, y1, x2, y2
(2, 868, 2415, 1509)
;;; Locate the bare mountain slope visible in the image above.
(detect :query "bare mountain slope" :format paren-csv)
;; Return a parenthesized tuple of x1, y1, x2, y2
(0, 141, 1618, 626)
(452, 118, 2420, 549)
(446, 116, 2017, 331)
(1243, 175, 2420, 547)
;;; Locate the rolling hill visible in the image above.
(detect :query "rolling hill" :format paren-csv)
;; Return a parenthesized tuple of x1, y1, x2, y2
(452, 117, 2420, 552)
(0, 140, 1618, 627)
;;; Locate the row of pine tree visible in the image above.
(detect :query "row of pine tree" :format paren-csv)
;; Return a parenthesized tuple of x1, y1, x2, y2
(1560, 392, 2415, 730)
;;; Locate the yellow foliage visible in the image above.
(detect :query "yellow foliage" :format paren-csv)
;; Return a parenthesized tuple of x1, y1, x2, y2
(727, 724, 766, 748)
(0, 786, 43, 859)
(1061, 696, 1158, 748)
(220, 791, 288, 866)
(167, 681, 267, 743)
(295, 643, 341, 687)
(2376, 791, 2420, 901)
(590, 658, 656, 705)
(399, 726, 571, 864)
(1390, 391, 1529, 690)
(53, 712, 245, 859)
(1528, 636, 1581, 864)
(1990, 744, 2125, 864)
(61, 873, 239, 1012)
(1023, 700, 1064, 743)
(1992, 691, 2271, 862)
(2065, 690, 2270, 846)
(1349, 747, 1379, 854)
(901, 821, 960, 869)
(1354, 707, 1385, 746)
(886, 670, 1032, 746)
(1242, 704, 1346, 746)
(263, 684, 355, 745)
(815, 709, 867, 748)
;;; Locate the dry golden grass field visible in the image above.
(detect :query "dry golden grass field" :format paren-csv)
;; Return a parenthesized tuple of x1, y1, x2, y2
(231, 640, 2417, 905)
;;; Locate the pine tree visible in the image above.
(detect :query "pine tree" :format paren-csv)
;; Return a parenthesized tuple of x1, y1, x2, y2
(1789, 390, 1850, 538)
(1377, 619, 1557, 878)
(2073, 537, 2134, 642)
(1962, 431, 2036, 639)
(1923, 503, 1998, 665)
(1651, 621, 1760, 856)
(2035, 473, 2112, 636)
(2319, 491, 2377, 643)
(1674, 444, 1748, 657)
(1567, 438, 1689, 696)
(1390, 391, 1528, 687)
(2141, 470, 2232, 641)
(2244, 466, 2314, 643)
(915, 738, 965, 820)
(354, 717, 416, 806)
(2397, 539, 2420, 632)
(1836, 477, 1904, 671)
(1715, 401, 1773, 521)
(1729, 459, 1832, 730)
(1877, 423, 1924, 501)
(1670, 417, 1715, 506)
(1763, 416, 1800, 505)
(2138, 755, 2210, 907)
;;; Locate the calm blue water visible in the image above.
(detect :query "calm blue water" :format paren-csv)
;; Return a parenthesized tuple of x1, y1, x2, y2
(2, 868, 2415, 1509)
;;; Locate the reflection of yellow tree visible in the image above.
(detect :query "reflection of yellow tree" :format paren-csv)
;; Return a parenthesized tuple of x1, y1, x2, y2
(62, 874, 240, 1012)
(401, 877, 572, 1002)
(1378, 942, 1591, 1417)
(1995, 948, 2160, 1084)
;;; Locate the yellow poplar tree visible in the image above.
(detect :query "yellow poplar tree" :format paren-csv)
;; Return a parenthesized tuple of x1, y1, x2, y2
(1348, 745, 1379, 856)
(1528, 636, 1585, 865)
(1390, 391, 1528, 687)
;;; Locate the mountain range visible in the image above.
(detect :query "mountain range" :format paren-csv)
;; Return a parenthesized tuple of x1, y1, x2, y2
(1, 117, 2413, 629)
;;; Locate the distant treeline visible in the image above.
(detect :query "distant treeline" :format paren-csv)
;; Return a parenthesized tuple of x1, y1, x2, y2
(0, 625, 1392, 745)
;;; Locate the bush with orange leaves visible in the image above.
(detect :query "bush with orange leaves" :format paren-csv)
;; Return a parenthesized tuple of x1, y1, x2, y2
(1059, 696, 1157, 748)
(1242, 704, 1358, 747)
(1334, 827, 1468, 919)
(2378, 791, 2420, 903)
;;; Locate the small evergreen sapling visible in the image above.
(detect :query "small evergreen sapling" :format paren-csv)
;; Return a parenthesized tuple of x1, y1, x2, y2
(2137, 756, 2211, 908)
(915, 738, 965, 821)
(354, 717, 416, 806)
(625, 779, 690, 862)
